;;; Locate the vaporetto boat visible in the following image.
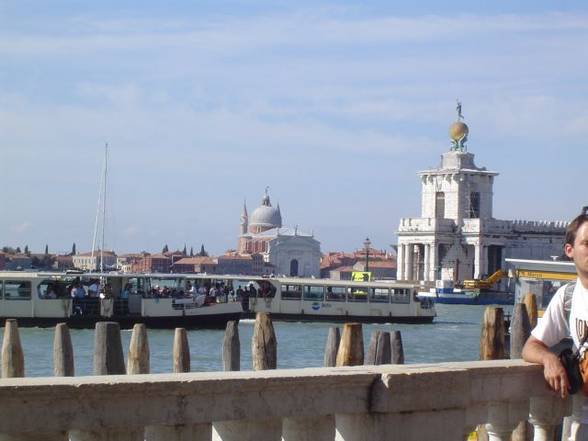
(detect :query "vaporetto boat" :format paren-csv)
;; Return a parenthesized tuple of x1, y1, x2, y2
(0, 271, 436, 328)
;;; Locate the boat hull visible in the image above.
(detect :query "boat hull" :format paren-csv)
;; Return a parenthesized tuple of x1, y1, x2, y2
(419, 291, 514, 306)
(0, 312, 243, 330)
(242, 311, 435, 324)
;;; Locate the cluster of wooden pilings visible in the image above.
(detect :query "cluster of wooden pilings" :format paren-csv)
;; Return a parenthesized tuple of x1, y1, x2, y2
(478, 293, 539, 441)
(0, 314, 405, 378)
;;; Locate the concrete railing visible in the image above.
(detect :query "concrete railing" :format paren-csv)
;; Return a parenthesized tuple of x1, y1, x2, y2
(0, 359, 577, 441)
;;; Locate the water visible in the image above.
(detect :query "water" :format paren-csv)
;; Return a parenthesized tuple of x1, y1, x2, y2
(0, 304, 512, 377)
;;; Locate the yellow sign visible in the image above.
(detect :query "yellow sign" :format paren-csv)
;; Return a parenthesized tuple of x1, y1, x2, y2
(517, 269, 576, 281)
(351, 272, 371, 282)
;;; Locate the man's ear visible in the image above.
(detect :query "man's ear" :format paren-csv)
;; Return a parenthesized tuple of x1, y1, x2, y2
(565, 243, 574, 260)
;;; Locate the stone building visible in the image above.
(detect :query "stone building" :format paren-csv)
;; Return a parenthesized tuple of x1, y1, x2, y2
(72, 251, 117, 271)
(396, 107, 566, 283)
(237, 189, 321, 277)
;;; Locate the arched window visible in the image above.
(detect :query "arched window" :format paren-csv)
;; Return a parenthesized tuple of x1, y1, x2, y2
(290, 259, 299, 277)
(435, 192, 445, 218)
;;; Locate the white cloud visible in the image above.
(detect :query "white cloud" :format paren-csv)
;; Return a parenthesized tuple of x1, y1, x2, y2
(12, 222, 32, 234)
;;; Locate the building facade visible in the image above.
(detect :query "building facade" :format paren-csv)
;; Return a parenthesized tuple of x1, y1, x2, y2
(72, 251, 117, 271)
(237, 189, 321, 277)
(396, 108, 566, 283)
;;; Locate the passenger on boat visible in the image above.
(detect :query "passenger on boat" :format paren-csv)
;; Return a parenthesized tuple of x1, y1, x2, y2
(44, 283, 57, 299)
(121, 283, 131, 299)
(70, 282, 86, 298)
(87, 281, 99, 298)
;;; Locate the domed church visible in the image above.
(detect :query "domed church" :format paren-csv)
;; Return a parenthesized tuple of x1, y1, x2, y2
(237, 188, 321, 277)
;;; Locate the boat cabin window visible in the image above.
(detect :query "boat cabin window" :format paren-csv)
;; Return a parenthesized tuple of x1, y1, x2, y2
(303, 285, 324, 301)
(281, 284, 302, 300)
(37, 280, 69, 299)
(369, 288, 389, 303)
(258, 280, 276, 298)
(347, 286, 368, 303)
(4, 280, 32, 300)
(146, 278, 184, 298)
(391, 288, 410, 304)
(325, 286, 346, 302)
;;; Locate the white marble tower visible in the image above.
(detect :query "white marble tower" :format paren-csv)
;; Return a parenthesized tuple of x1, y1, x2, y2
(396, 103, 566, 283)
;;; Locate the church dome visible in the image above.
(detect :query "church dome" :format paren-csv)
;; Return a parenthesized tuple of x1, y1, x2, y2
(449, 121, 469, 141)
(249, 189, 282, 232)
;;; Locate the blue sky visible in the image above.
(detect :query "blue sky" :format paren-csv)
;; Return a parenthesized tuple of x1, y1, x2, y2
(1, 1, 587, 255)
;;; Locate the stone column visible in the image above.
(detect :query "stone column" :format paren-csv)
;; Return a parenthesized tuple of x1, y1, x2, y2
(405, 244, 413, 281)
(424, 244, 431, 282)
(282, 415, 334, 441)
(430, 243, 438, 280)
(396, 244, 404, 280)
(474, 243, 482, 279)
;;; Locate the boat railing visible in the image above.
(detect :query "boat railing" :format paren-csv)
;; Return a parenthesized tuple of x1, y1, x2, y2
(0, 359, 576, 441)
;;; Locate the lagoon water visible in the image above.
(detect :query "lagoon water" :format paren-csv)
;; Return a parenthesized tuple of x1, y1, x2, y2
(1, 304, 513, 377)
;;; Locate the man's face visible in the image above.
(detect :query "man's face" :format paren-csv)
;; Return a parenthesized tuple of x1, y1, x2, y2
(565, 222, 588, 275)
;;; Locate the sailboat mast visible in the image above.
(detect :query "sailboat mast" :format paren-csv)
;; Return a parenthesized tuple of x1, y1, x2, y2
(100, 143, 108, 274)
(91, 144, 107, 267)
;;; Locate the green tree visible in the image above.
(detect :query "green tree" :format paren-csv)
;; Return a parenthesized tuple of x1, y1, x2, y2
(182, 244, 187, 255)
(24, 245, 30, 256)
(44, 244, 49, 255)
(15, 246, 21, 254)
(162, 244, 169, 253)
(198, 244, 208, 257)
(189, 246, 194, 257)
(71, 242, 76, 255)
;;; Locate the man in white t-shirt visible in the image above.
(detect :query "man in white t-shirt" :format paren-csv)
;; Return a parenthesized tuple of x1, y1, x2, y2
(523, 209, 588, 428)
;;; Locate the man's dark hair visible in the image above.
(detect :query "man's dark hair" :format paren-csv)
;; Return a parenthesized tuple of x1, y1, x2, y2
(565, 206, 588, 246)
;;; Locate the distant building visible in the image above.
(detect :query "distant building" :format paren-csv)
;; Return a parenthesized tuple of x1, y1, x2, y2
(4, 254, 33, 270)
(118, 253, 149, 273)
(238, 189, 321, 277)
(321, 248, 396, 280)
(53, 255, 74, 271)
(172, 256, 217, 274)
(131, 254, 171, 273)
(72, 251, 117, 271)
(396, 108, 566, 283)
(0, 253, 5, 270)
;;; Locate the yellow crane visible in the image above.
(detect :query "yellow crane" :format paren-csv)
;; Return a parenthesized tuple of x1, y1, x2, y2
(463, 269, 506, 290)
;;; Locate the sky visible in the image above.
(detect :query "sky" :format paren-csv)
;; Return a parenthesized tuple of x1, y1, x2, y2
(1, 1, 587, 256)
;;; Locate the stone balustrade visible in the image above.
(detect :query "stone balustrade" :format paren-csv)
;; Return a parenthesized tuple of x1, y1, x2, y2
(0, 359, 576, 441)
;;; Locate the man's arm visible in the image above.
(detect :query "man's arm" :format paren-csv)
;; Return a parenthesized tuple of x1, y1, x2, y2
(522, 335, 569, 398)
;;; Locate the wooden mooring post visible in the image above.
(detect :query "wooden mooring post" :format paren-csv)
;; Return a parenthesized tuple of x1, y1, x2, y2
(366, 330, 391, 365)
(523, 293, 538, 329)
(323, 327, 340, 367)
(172, 328, 190, 373)
(127, 323, 150, 375)
(1, 319, 24, 378)
(214, 313, 281, 441)
(222, 320, 240, 371)
(53, 323, 74, 377)
(336, 323, 364, 367)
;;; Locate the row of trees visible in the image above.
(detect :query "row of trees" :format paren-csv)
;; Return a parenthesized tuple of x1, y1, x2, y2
(1, 243, 77, 256)
(161, 244, 208, 257)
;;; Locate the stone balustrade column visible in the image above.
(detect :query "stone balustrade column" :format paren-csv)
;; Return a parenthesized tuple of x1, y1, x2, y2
(212, 419, 282, 441)
(484, 401, 529, 441)
(282, 416, 334, 441)
(564, 393, 584, 441)
(528, 395, 571, 441)
(335, 409, 466, 441)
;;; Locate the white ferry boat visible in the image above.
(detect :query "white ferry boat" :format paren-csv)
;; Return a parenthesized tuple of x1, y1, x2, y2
(0, 271, 435, 328)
